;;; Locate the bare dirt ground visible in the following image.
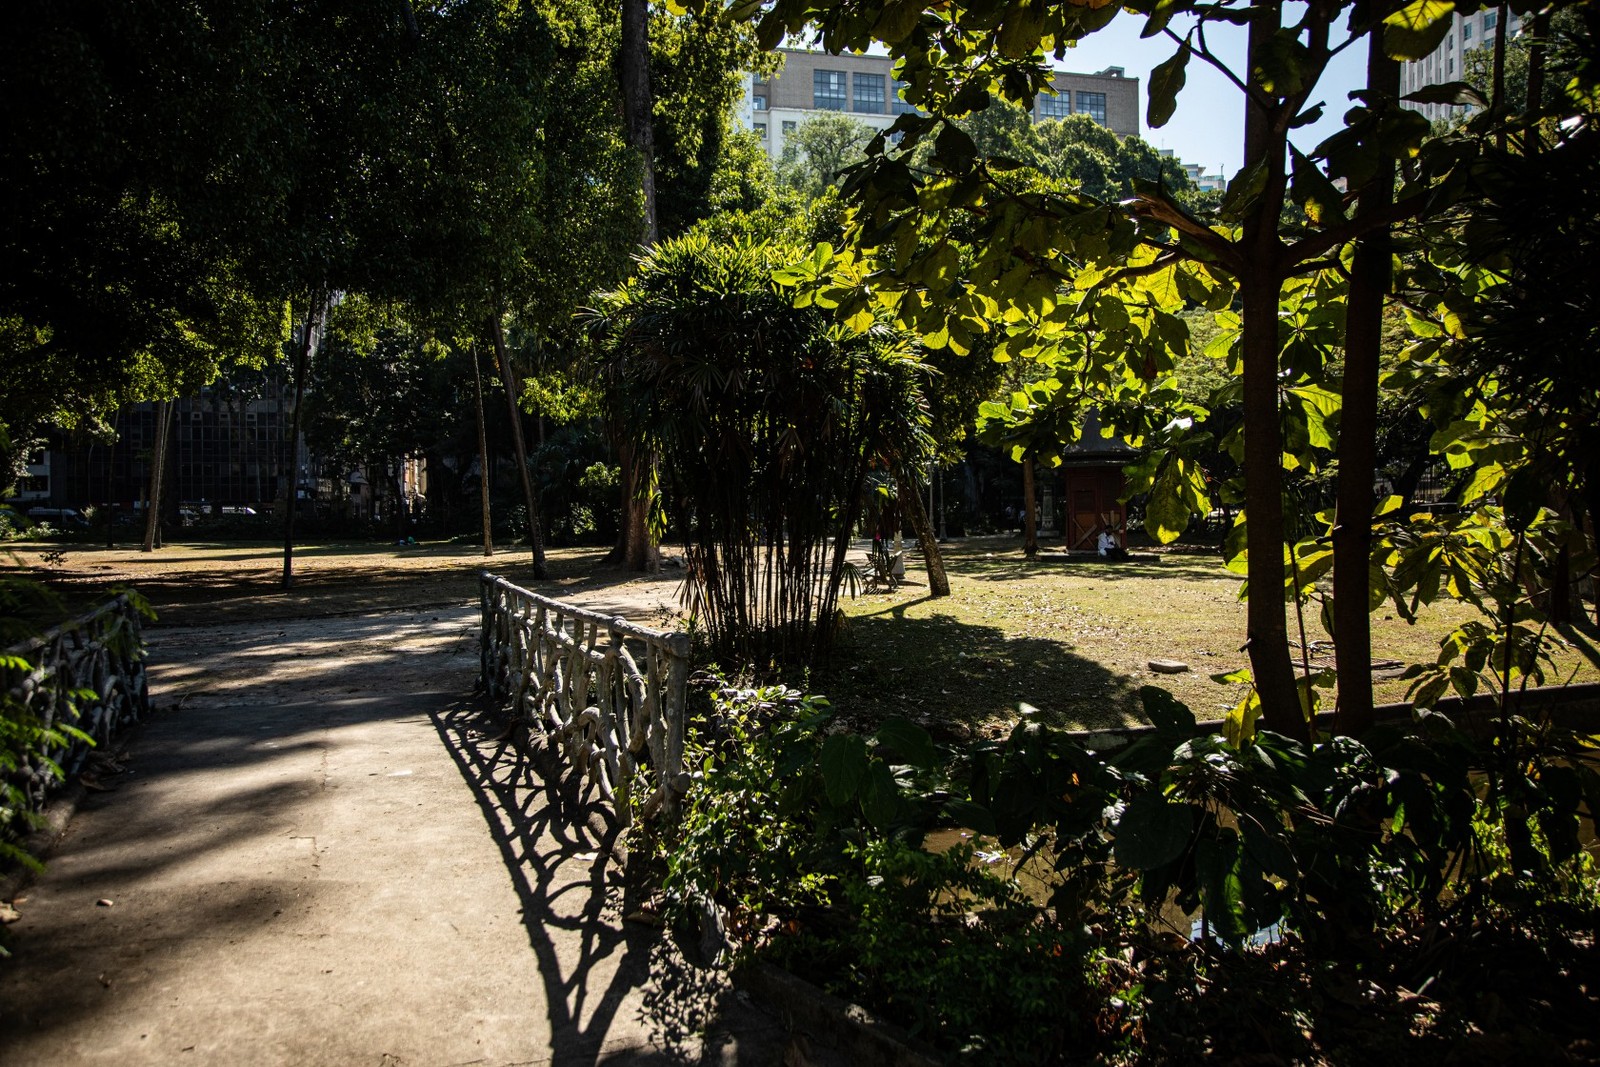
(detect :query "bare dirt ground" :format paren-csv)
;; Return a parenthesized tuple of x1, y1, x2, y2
(7, 534, 1598, 732)
(3, 540, 687, 629)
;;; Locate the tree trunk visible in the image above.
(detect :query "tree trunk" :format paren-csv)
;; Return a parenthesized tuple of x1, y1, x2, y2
(624, 450, 659, 572)
(471, 343, 494, 557)
(1239, 276, 1303, 739)
(1238, 4, 1305, 741)
(391, 464, 410, 539)
(141, 400, 172, 553)
(605, 428, 661, 572)
(895, 464, 949, 596)
(1021, 458, 1039, 558)
(1492, 0, 1510, 149)
(104, 436, 116, 550)
(1332, 34, 1398, 737)
(1527, 11, 1550, 111)
(490, 314, 549, 580)
(282, 296, 323, 590)
(613, 0, 664, 570)
(620, 0, 659, 245)
(155, 404, 174, 549)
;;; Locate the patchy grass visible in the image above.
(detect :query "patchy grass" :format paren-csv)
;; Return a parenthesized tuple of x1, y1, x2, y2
(823, 535, 1600, 733)
(0, 538, 680, 627)
(8, 533, 1596, 734)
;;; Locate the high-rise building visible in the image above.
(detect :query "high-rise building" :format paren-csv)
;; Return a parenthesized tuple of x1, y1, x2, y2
(739, 48, 1140, 162)
(1400, 9, 1520, 124)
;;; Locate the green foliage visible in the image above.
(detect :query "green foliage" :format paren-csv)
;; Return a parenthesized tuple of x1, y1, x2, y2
(588, 233, 933, 665)
(655, 658, 1600, 1058)
(732, 0, 1600, 732)
(659, 680, 1104, 1061)
(776, 112, 877, 199)
(1, 587, 152, 878)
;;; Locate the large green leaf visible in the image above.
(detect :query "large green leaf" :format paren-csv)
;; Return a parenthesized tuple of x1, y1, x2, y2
(873, 716, 938, 768)
(820, 733, 869, 807)
(1141, 685, 1198, 734)
(1403, 81, 1489, 108)
(1253, 31, 1312, 97)
(996, 1, 1046, 59)
(1384, 0, 1456, 61)
(1224, 688, 1262, 748)
(1289, 145, 1347, 226)
(861, 760, 904, 828)
(1146, 43, 1189, 130)
(1195, 832, 1250, 945)
(1219, 160, 1269, 221)
(1114, 794, 1195, 871)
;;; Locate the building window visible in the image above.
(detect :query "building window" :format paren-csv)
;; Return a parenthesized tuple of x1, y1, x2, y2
(752, 94, 768, 111)
(754, 122, 767, 139)
(1038, 91, 1072, 120)
(1075, 91, 1107, 125)
(813, 69, 847, 111)
(1448, 57, 1454, 74)
(1463, 21, 1472, 39)
(853, 72, 885, 114)
(1446, 34, 1453, 50)
(1484, 10, 1496, 30)
(782, 120, 797, 135)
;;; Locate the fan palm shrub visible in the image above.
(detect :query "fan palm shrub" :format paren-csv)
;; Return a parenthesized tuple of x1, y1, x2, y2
(588, 235, 931, 667)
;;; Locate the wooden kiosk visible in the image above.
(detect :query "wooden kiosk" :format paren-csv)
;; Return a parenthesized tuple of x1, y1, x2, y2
(1059, 410, 1139, 552)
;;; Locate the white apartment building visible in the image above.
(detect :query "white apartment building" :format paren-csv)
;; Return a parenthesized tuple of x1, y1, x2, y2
(737, 48, 1141, 164)
(1402, 8, 1522, 123)
(1158, 149, 1226, 192)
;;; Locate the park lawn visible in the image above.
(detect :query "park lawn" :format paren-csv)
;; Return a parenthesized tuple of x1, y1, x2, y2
(822, 535, 1600, 734)
(0, 538, 652, 626)
(8, 533, 1597, 734)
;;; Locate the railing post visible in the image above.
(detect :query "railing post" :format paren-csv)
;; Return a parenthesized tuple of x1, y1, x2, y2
(476, 572, 693, 826)
(3, 596, 149, 833)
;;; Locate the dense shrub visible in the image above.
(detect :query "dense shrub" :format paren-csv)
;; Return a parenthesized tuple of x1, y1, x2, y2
(651, 679, 1600, 1062)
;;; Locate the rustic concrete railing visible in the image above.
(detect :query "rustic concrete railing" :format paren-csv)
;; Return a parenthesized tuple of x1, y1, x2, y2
(3, 594, 149, 816)
(479, 572, 692, 824)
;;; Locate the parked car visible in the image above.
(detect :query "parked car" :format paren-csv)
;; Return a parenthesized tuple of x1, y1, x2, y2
(25, 506, 89, 528)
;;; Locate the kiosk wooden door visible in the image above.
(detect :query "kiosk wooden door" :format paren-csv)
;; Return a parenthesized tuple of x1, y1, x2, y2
(1063, 468, 1124, 549)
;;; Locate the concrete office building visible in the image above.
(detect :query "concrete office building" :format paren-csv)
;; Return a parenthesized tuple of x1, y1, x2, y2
(1401, 8, 1521, 124)
(738, 48, 1140, 163)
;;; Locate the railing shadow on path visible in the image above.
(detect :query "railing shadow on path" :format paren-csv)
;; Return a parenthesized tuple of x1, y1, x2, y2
(430, 696, 752, 1066)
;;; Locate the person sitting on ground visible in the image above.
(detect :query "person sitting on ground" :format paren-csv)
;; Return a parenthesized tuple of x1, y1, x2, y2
(1097, 528, 1127, 561)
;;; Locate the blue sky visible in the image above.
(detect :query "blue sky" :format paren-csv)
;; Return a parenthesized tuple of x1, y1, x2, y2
(1052, 11, 1369, 179)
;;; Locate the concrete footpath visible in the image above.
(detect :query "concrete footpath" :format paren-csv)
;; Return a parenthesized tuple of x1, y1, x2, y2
(0, 605, 784, 1066)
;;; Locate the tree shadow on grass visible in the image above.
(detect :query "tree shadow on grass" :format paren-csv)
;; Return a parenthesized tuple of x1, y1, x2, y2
(824, 600, 1153, 733)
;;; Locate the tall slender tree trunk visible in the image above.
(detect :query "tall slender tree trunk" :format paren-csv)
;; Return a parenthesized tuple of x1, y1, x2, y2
(156, 405, 175, 549)
(1332, 35, 1399, 736)
(471, 343, 494, 558)
(282, 296, 324, 590)
(620, 0, 658, 246)
(1238, 3, 1306, 741)
(489, 314, 549, 580)
(1527, 12, 1551, 113)
(104, 436, 116, 550)
(1492, 1, 1511, 149)
(610, 0, 664, 572)
(895, 464, 949, 596)
(141, 400, 172, 553)
(1021, 459, 1039, 559)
